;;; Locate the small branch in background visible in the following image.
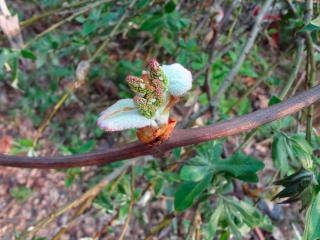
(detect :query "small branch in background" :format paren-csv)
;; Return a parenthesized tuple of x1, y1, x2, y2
(32, 61, 90, 147)
(305, 36, 315, 143)
(191, 41, 234, 81)
(92, 208, 120, 240)
(226, 63, 276, 114)
(290, 71, 306, 97)
(144, 212, 177, 240)
(20, 0, 92, 28)
(51, 198, 93, 240)
(118, 167, 136, 240)
(254, 227, 266, 240)
(211, 0, 274, 117)
(194, 209, 202, 240)
(187, 204, 202, 240)
(279, 38, 304, 100)
(91, 159, 179, 239)
(188, 0, 274, 124)
(233, 2, 305, 150)
(90, 0, 138, 62)
(303, 0, 313, 23)
(304, 0, 316, 143)
(204, 22, 218, 114)
(24, 0, 115, 48)
(236, 47, 304, 150)
(284, 0, 297, 15)
(19, 160, 133, 239)
(204, 0, 241, 118)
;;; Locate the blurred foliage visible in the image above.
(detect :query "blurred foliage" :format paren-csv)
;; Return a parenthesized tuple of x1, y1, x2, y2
(10, 186, 33, 202)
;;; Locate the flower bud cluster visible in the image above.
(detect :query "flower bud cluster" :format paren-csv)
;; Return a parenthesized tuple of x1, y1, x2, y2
(126, 59, 168, 119)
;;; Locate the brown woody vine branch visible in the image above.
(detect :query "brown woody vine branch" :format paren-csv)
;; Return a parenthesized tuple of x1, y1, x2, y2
(0, 85, 320, 169)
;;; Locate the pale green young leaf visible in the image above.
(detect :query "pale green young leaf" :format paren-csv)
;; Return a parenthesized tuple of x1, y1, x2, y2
(180, 165, 208, 182)
(303, 191, 320, 240)
(226, 198, 273, 232)
(204, 199, 223, 239)
(272, 135, 289, 177)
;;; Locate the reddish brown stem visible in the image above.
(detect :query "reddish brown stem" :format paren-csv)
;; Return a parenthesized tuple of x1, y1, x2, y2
(0, 85, 320, 169)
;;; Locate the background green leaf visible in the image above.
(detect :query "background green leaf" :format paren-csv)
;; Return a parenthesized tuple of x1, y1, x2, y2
(174, 174, 212, 212)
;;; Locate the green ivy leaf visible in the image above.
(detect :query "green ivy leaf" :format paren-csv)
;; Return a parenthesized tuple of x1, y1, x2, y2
(174, 174, 212, 212)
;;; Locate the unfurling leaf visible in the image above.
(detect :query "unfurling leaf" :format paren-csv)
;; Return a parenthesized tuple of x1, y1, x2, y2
(272, 134, 289, 177)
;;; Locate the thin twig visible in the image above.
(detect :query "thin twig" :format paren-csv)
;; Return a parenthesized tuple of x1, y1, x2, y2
(51, 196, 93, 240)
(20, 0, 92, 28)
(1, 85, 320, 168)
(90, 0, 138, 62)
(279, 38, 304, 100)
(236, 6, 306, 150)
(118, 166, 135, 240)
(291, 71, 306, 97)
(19, 161, 133, 239)
(92, 207, 120, 240)
(24, 0, 113, 48)
(204, 23, 218, 114)
(32, 61, 90, 147)
(188, 0, 274, 124)
(254, 227, 266, 240)
(284, 0, 297, 15)
(211, 0, 274, 115)
(187, 204, 202, 240)
(304, 0, 316, 143)
(226, 63, 276, 114)
(144, 212, 177, 240)
(203, 0, 241, 117)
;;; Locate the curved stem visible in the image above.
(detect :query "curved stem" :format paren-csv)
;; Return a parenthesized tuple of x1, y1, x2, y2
(0, 85, 319, 169)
